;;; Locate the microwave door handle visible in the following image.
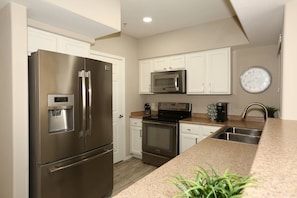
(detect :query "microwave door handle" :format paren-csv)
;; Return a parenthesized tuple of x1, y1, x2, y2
(175, 76, 179, 90)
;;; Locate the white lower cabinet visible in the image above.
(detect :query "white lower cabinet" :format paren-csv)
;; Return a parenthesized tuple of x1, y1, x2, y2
(130, 118, 142, 158)
(180, 123, 221, 153)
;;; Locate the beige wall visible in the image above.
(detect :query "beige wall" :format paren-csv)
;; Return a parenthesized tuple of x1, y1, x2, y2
(91, 19, 280, 157)
(142, 45, 280, 117)
(138, 17, 249, 59)
(281, 0, 297, 120)
(0, 3, 28, 198)
(0, 4, 13, 198)
(91, 33, 142, 156)
(137, 17, 280, 117)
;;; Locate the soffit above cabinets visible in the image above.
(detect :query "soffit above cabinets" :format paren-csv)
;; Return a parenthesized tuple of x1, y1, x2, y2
(230, 0, 290, 45)
(0, 0, 121, 43)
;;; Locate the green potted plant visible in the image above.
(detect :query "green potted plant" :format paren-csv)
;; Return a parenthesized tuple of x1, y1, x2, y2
(263, 106, 279, 118)
(170, 167, 255, 198)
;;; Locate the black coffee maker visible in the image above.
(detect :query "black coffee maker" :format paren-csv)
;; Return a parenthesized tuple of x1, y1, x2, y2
(216, 102, 228, 122)
(144, 103, 151, 115)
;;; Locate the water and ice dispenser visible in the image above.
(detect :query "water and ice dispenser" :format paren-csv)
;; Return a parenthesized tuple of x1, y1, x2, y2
(48, 94, 74, 133)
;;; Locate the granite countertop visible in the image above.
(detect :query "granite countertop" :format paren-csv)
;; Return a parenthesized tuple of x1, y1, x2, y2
(114, 137, 258, 198)
(243, 119, 297, 197)
(119, 116, 297, 197)
(130, 111, 265, 130)
(180, 116, 265, 130)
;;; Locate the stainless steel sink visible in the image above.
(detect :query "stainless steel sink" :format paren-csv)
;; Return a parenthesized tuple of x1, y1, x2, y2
(214, 132, 260, 145)
(212, 126, 262, 145)
(224, 127, 262, 136)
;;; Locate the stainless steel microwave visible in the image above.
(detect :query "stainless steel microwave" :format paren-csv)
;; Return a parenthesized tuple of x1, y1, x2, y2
(151, 70, 186, 94)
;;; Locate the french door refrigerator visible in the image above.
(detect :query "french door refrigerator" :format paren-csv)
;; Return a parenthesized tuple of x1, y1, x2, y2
(29, 50, 113, 198)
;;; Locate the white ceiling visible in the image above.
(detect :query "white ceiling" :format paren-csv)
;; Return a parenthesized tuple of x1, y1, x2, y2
(230, 0, 290, 45)
(121, 0, 289, 45)
(0, 0, 290, 45)
(121, 0, 236, 38)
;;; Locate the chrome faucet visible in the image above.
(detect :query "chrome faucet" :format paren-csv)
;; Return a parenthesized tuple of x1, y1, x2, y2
(241, 102, 268, 120)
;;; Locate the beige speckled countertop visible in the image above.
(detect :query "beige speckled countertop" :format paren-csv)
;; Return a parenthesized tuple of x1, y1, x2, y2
(243, 118, 297, 197)
(114, 137, 258, 198)
(122, 114, 297, 197)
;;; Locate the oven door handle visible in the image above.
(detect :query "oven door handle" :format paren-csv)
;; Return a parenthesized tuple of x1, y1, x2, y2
(142, 120, 177, 127)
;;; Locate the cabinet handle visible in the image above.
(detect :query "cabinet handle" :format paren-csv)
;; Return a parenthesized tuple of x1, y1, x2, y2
(195, 138, 198, 144)
(187, 128, 191, 131)
(140, 129, 142, 137)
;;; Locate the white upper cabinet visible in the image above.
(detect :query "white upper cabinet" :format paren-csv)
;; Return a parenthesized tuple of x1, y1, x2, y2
(153, 55, 185, 71)
(28, 27, 58, 54)
(139, 59, 154, 94)
(138, 47, 231, 95)
(185, 51, 207, 93)
(186, 47, 231, 95)
(57, 36, 90, 57)
(28, 27, 90, 57)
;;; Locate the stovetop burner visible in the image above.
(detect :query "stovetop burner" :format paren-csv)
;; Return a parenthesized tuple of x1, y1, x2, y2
(143, 102, 192, 122)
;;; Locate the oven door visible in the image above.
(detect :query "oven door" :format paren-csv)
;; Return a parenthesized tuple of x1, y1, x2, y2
(142, 120, 178, 158)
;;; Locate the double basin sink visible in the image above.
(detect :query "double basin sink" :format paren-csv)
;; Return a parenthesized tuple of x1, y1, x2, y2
(212, 126, 262, 145)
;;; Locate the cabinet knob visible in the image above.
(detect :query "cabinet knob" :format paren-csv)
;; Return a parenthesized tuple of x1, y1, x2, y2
(119, 114, 124, 118)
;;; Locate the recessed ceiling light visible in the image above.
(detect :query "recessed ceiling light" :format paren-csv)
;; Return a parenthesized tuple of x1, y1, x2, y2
(143, 17, 152, 23)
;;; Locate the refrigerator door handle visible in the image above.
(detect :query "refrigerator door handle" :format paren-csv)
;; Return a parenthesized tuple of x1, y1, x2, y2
(78, 70, 87, 137)
(87, 70, 92, 136)
(48, 149, 113, 174)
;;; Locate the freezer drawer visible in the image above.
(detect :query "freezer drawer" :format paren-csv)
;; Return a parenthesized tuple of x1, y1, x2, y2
(31, 147, 113, 198)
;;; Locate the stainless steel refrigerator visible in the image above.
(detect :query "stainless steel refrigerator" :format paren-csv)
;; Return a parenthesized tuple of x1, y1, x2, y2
(29, 50, 113, 198)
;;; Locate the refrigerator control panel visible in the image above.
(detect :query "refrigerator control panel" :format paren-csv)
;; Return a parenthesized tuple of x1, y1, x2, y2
(48, 94, 74, 107)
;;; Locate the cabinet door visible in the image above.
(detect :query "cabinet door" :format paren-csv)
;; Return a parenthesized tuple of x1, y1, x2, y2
(201, 126, 221, 140)
(130, 118, 142, 158)
(186, 52, 207, 94)
(207, 48, 231, 94)
(169, 55, 186, 70)
(180, 133, 199, 153)
(130, 125, 142, 157)
(28, 27, 90, 57)
(28, 27, 57, 54)
(153, 55, 185, 71)
(57, 37, 90, 57)
(139, 60, 153, 94)
(153, 57, 169, 71)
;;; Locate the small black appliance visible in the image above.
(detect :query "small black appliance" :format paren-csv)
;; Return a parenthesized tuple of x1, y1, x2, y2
(216, 102, 228, 122)
(144, 103, 151, 115)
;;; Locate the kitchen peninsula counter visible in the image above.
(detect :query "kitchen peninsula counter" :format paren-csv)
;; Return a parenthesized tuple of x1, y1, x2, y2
(117, 118, 297, 197)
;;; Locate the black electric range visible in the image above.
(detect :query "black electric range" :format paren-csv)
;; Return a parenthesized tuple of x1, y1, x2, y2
(142, 102, 192, 167)
(143, 102, 192, 122)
